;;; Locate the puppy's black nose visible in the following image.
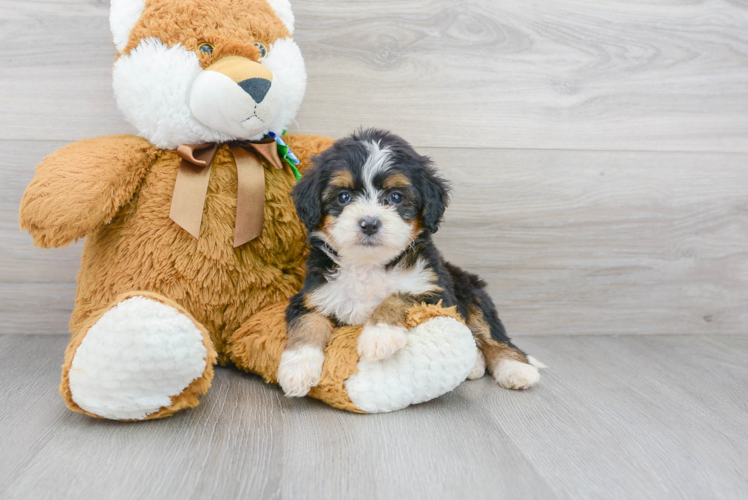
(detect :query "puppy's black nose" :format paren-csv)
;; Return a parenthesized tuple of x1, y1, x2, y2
(359, 218, 381, 236)
(238, 78, 271, 103)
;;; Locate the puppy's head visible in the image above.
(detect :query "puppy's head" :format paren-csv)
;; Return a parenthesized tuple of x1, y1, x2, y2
(293, 129, 449, 266)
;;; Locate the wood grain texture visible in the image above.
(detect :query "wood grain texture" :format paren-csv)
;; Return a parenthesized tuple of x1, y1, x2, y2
(4, 140, 747, 335)
(1, 334, 746, 500)
(1, 0, 747, 151)
(431, 147, 748, 336)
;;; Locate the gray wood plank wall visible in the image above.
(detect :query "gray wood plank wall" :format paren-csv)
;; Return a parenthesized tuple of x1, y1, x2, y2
(1, 0, 747, 335)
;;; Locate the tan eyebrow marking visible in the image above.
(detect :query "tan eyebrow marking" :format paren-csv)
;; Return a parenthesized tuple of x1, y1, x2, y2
(329, 170, 355, 189)
(383, 173, 412, 189)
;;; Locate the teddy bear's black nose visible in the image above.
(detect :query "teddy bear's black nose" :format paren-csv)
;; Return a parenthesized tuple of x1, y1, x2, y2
(238, 78, 271, 103)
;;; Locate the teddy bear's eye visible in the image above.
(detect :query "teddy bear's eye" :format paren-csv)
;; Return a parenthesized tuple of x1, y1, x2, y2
(254, 42, 268, 58)
(198, 43, 214, 56)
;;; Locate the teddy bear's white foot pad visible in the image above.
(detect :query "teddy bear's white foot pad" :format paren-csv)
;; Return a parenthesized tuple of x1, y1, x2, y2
(345, 316, 477, 413)
(69, 296, 208, 420)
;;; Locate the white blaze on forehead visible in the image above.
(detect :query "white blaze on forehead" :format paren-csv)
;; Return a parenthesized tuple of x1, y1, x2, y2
(362, 141, 392, 197)
(265, 0, 295, 34)
(110, 0, 146, 53)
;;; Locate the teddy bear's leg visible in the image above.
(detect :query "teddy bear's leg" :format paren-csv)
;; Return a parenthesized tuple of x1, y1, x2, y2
(60, 291, 217, 421)
(228, 302, 477, 413)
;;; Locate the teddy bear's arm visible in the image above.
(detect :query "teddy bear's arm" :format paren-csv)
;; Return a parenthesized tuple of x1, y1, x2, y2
(19, 135, 157, 248)
(282, 134, 335, 174)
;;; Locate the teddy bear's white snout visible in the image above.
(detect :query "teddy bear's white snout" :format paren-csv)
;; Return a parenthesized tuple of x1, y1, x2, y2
(189, 57, 281, 140)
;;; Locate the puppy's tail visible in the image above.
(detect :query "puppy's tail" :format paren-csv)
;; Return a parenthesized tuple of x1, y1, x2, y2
(527, 356, 548, 369)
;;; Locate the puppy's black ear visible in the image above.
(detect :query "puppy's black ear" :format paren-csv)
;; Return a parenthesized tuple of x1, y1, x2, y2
(420, 163, 450, 233)
(292, 163, 324, 231)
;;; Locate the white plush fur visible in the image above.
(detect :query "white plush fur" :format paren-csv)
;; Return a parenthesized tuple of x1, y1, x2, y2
(264, 0, 295, 35)
(112, 36, 306, 149)
(259, 37, 307, 139)
(308, 258, 435, 325)
(110, 0, 145, 53)
(113, 39, 234, 148)
(467, 349, 486, 380)
(278, 345, 325, 397)
(190, 69, 282, 139)
(493, 359, 540, 390)
(346, 317, 477, 413)
(68, 296, 208, 420)
(358, 323, 409, 361)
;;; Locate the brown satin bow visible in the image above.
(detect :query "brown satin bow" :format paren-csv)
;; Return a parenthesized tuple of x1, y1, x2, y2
(168, 139, 285, 248)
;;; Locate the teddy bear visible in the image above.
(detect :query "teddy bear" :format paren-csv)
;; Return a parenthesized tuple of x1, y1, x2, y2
(18, 0, 478, 420)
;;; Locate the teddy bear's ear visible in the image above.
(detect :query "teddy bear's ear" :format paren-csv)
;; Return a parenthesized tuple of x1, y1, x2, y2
(110, 0, 146, 53)
(265, 0, 295, 35)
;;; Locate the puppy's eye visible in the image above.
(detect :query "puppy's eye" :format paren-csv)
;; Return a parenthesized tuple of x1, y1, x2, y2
(337, 191, 352, 205)
(388, 192, 403, 204)
(254, 42, 268, 57)
(198, 43, 214, 56)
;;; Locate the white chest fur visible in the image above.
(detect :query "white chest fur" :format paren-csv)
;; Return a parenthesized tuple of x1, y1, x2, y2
(309, 260, 435, 325)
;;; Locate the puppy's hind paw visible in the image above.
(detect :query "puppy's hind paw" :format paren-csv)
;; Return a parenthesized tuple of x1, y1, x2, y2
(493, 359, 540, 390)
(358, 323, 408, 361)
(277, 346, 325, 397)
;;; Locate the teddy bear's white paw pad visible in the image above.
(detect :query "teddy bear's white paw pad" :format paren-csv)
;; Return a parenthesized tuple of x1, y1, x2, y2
(493, 359, 540, 390)
(358, 323, 408, 361)
(467, 349, 486, 380)
(69, 296, 207, 420)
(278, 346, 325, 397)
(346, 316, 477, 413)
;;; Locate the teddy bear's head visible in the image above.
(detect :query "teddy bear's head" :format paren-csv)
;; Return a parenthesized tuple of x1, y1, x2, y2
(110, 0, 305, 149)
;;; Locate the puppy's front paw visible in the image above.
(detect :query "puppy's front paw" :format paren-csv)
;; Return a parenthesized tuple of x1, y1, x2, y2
(277, 346, 325, 397)
(493, 359, 540, 390)
(358, 323, 408, 361)
(467, 349, 486, 380)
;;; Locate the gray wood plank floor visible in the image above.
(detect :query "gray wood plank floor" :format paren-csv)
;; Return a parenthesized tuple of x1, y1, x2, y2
(1, 334, 746, 500)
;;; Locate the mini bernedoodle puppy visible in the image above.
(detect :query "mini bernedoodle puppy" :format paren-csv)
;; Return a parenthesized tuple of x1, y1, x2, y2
(278, 129, 544, 397)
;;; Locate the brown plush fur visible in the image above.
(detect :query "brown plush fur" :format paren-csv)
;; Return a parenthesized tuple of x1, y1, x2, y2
(19, 135, 156, 248)
(229, 300, 465, 413)
(21, 130, 464, 418)
(122, 0, 290, 64)
(63, 134, 331, 362)
(21, 133, 338, 418)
